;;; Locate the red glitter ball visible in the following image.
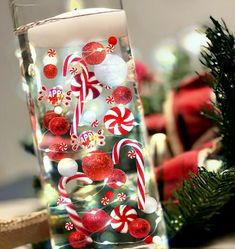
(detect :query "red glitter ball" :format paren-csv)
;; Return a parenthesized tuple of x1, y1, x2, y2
(49, 117, 69, 136)
(107, 169, 127, 189)
(144, 235, 153, 244)
(43, 64, 57, 79)
(108, 36, 117, 46)
(112, 86, 133, 105)
(42, 111, 61, 129)
(82, 208, 111, 233)
(82, 42, 106, 65)
(82, 150, 114, 181)
(129, 218, 151, 239)
(48, 144, 64, 161)
(68, 231, 90, 248)
(105, 190, 115, 200)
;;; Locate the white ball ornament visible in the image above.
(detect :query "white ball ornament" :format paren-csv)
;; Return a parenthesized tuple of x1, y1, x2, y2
(143, 196, 158, 214)
(58, 158, 78, 177)
(94, 54, 128, 87)
(54, 106, 63, 114)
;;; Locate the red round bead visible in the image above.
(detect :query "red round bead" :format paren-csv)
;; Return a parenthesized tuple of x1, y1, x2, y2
(42, 110, 61, 129)
(112, 86, 132, 105)
(48, 144, 64, 161)
(82, 208, 111, 233)
(82, 42, 106, 65)
(144, 235, 153, 244)
(107, 169, 127, 189)
(105, 190, 115, 200)
(48, 116, 69, 136)
(43, 64, 57, 79)
(129, 218, 151, 239)
(82, 150, 114, 181)
(68, 231, 90, 248)
(108, 36, 118, 46)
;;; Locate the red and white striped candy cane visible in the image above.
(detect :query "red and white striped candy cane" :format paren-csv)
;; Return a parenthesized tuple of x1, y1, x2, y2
(112, 139, 145, 210)
(63, 54, 89, 136)
(58, 172, 93, 240)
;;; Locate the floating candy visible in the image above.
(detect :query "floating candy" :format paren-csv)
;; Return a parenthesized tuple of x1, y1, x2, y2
(59, 142, 68, 152)
(106, 95, 115, 104)
(48, 87, 64, 106)
(71, 134, 80, 151)
(117, 192, 126, 201)
(68, 231, 92, 249)
(105, 191, 114, 200)
(82, 42, 106, 65)
(38, 85, 47, 102)
(128, 218, 150, 239)
(48, 144, 65, 161)
(94, 54, 128, 87)
(128, 150, 136, 159)
(49, 116, 70, 136)
(104, 106, 135, 135)
(47, 48, 56, 57)
(57, 197, 67, 206)
(143, 196, 158, 214)
(42, 110, 61, 129)
(43, 64, 57, 79)
(82, 150, 113, 181)
(65, 222, 74, 231)
(82, 208, 111, 233)
(144, 235, 153, 244)
(112, 86, 132, 105)
(58, 172, 93, 238)
(90, 120, 99, 128)
(112, 139, 145, 210)
(106, 169, 127, 189)
(106, 36, 117, 53)
(110, 205, 137, 233)
(71, 72, 102, 101)
(79, 130, 97, 149)
(101, 196, 109, 206)
(54, 106, 63, 114)
(58, 158, 78, 177)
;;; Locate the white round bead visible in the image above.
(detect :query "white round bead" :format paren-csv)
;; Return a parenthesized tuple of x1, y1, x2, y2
(58, 158, 78, 177)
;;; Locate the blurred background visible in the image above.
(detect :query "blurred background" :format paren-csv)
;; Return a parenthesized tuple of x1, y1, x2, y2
(1, 0, 235, 248)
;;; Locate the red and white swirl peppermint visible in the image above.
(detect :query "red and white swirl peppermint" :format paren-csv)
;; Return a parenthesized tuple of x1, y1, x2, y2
(106, 95, 115, 104)
(90, 120, 99, 128)
(48, 48, 56, 57)
(57, 197, 68, 206)
(71, 71, 102, 101)
(65, 222, 74, 231)
(101, 196, 110, 206)
(112, 139, 145, 210)
(128, 150, 136, 159)
(58, 172, 93, 238)
(117, 192, 126, 201)
(106, 44, 114, 53)
(104, 106, 135, 135)
(110, 205, 137, 233)
(59, 142, 68, 152)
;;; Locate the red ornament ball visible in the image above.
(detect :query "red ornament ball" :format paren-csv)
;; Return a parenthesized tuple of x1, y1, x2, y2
(43, 64, 57, 79)
(42, 110, 61, 129)
(82, 150, 114, 181)
(105, 190, 115, 200)
(68, 231, 90, 248)
(112, 86, 133, 105)
(107, 169, 127, 189)
(82, 208, 111, 233)
(144, 235, 153, 244)
(82, 42, 106, 65)
(48, 144, 64, 161)
(129, 218, 151, 239)
(49, 116, 69, 136)
(108, 36, 118, 46)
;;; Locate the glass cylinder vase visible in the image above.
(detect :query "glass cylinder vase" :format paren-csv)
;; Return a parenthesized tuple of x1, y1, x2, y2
(10, 1, 168, 248)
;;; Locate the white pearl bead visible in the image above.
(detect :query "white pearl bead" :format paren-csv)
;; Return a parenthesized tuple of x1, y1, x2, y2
(143, 196, 158, 214)
(54, 106, 63, 114)
(58, 158, 78, 177)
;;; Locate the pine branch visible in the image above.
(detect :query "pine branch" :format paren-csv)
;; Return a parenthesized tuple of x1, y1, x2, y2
(201, 16, 235, 168)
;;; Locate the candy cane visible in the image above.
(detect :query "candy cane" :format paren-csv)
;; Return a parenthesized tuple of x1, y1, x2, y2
(58, 172, 93, 240)
(112, 139, 145, 210)
(63, 55, 88, 136)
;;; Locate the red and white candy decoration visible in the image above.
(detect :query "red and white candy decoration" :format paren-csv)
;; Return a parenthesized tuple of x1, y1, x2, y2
(106, 36, 117, 53)
(101, 196, 110, 206)
(117, 192, 126, 201)
(65, 222, 74, 231)
(90, 120, 99, 128)
(59, 142, 68, 152)
(58, 172, 93, 240)
(110, 205, 137, 233)
(104, 106, 135, 135)
(47, 48, 56, 57)
(112, 139, 145, 210)
(128, 150, 136, 159)
(106, 95, 115, 104)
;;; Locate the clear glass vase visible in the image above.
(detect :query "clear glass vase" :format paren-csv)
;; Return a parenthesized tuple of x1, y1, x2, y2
(10, 1, 168, 248)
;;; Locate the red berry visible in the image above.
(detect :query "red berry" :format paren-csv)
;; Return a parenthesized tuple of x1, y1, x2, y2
(68, 231, 90, 248)
(129, 218, 150, 239)
(82, 42, 106, 65)
(112, 86, 132, 105)
(49, 117, 69, 136)
(108, 36, 117, 46)
(48, 144, 64, 161)
(42, 111, 61, 129)
(82, 208, 111, 233)
(43, 64, 57, 79)
(144, 235, 153, 244)
(82, 150, 114, 181)
(105, 190, 115, 200)
(107, 169, 127, 189)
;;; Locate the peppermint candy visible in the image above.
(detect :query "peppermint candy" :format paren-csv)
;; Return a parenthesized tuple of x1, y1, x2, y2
(101, 196, 110, 206)
(110, 205, 137, 233)
(70, 67, 79, 75)
(128, 150, 136, 159)
(117, 192, 126, 201)
(59, 143, 68, 152)
(104, 106, 135, 135)
(106, 95, 115, 104)
(106, 44, 114, 53)
(65, 222, 74, 231)
(57, 197, 67, 206)
(47, 48, 56, 57)
(90, 120, 99, 128)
